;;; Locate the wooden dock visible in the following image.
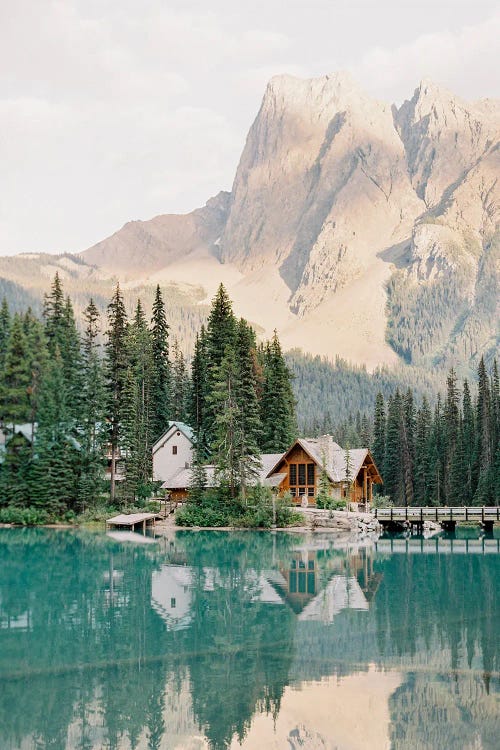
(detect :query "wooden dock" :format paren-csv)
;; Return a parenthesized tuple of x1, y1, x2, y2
(373, 506, 500, 531)
(106, 513, 160, 533)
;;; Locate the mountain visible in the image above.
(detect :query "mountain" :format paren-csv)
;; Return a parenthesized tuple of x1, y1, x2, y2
(1, 73, 499, 371)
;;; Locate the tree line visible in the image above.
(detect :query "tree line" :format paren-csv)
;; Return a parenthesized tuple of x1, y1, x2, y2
(371, 360, 500, 506)
(0, 276, 296, 518)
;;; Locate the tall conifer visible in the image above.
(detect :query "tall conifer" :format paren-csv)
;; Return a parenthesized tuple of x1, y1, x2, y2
(105, 284, 128, 503)
(150, 285, 171, 440)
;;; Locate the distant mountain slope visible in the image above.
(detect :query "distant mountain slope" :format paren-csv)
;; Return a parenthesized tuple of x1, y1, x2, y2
(82, 191, 230, 277)
(1, 73, 498, 371)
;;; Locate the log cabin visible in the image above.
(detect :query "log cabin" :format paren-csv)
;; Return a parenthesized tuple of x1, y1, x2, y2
(266, 434, 382, 508)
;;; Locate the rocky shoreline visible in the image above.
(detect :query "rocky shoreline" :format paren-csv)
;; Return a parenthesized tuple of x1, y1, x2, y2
(295, 508, 382, 537)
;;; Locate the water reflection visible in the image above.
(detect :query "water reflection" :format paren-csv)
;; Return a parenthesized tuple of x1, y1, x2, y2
(0, 528, 498, 749)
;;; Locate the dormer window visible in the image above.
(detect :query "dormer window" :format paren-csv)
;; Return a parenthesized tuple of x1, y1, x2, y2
(172, 446, 178, 455)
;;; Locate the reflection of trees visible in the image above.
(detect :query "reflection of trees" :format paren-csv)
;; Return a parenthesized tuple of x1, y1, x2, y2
(373, 551, 500, 675)
(0, 529, 171, 750)
(174, 532, 297, 750)
(0, 529, 498, 750)
(388, 672, 500, 750)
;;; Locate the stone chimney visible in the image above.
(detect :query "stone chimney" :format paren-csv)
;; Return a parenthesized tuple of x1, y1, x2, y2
(317, 434, 334, 461)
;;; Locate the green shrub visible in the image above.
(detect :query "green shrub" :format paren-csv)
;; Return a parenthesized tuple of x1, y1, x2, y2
(316, 496, 346, 510)
(0, 507, 52, 525)
(176, 486, 301, 528)
(176, 503, 231, 527)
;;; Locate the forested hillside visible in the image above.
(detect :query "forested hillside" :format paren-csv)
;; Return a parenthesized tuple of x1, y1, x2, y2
(0, 276, 295, 522)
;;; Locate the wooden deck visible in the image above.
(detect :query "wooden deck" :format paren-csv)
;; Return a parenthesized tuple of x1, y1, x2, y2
(106, 513, 160, 532)
(373, 506, 500, 530)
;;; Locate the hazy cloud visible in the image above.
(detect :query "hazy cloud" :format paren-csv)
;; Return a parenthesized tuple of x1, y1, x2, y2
(0, 1, 498, 254)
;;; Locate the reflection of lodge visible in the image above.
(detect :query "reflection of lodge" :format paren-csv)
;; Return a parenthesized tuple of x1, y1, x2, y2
(151, 538, 383, 630)
(267, 544, 383, 622)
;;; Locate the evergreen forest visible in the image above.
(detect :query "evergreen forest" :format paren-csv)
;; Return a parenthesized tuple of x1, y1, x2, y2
(0, 276, 296, 522)
(0, 273, 498, 522)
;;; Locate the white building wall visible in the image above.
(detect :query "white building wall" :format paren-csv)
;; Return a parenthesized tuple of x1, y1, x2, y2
(152, 428, 193, 482)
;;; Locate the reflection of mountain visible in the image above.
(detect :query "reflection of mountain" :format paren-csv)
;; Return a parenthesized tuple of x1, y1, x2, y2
(0, 529, 498, 750)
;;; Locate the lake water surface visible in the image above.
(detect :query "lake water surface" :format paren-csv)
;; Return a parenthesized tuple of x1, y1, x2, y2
(0, 527, 498, 750)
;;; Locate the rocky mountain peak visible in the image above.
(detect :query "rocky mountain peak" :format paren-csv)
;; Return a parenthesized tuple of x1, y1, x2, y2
(5, 72, 496, 372)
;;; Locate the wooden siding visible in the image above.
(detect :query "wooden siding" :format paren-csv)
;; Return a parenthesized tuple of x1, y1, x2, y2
(273, 443, 381, 507)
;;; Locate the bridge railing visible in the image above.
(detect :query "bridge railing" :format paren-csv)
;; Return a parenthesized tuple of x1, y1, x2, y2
(373, 506, 500, 522)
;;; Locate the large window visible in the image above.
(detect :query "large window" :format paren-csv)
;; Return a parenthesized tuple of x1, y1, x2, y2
(289, 462, 316, 500)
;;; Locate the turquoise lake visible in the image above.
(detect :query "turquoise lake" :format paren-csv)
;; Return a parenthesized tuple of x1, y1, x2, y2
(0, 527, 498, 750)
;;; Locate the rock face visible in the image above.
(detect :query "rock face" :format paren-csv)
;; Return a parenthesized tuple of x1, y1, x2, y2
(83, 191, 230, 278)
(6, 73, 500, 368)
(221, 73, 424, 313)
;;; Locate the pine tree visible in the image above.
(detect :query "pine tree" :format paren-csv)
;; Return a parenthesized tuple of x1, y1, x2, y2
(121, 301, 155, 502)
(372, 393, 386, 484)
(189, 440, 207, 505)
(402, 388, 415, 506)
(414, 396, 432, 505)
(105, 284, 128, 503)
(474, 356, 493, 504)
(0, 314, 33, 506)
(0, 297, 11, 372)
(188, 326, 209, 453)
(30, 347, 78, 514)
(427, 396, 444, 506)
(79, 299, 106, 510)
(204, 284, 237, 447)
(384, 391, 405, 505)
(260, 332, 296, 452)
(43, 272, 65, 352)
(210, 346, 242, 499)
(443, 368, 460, 503)
(206, 283, 237, 370)
(0, 315, 31, 427)
(23, 309, 49, 445)
(170, 339, 189, 423)
(234, 319, 262, 499)
(316, 452, 332, 507)
(462, 380, 475, 503)
(344, 443, 353, 504)
(61, 296, 83, 421)
(150, 285, 171, 440)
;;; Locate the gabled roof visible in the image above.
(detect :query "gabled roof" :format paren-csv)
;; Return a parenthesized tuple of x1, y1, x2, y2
(266, 436, 382, 484)
(161, 452, 286, 490)
(152, 421, 195, 453)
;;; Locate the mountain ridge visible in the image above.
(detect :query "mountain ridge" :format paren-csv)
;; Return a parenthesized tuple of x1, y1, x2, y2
(1, 73, 499, 371)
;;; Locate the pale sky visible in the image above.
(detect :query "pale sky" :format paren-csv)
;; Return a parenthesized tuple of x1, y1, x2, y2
(1, 0, 499, 256)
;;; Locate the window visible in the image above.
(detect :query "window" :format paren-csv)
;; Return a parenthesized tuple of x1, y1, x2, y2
(172, 446, 177, 455)
(307, 464, 315, 485)
(289, 462, 316, 502)
(170, 598, 176, 608)
(298, 464, 306, 486)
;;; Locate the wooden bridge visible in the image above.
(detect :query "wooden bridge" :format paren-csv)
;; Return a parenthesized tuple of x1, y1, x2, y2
(373, 506, 500, 532)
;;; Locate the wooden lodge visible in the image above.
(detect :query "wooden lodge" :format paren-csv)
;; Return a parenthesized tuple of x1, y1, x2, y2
(266, 435, 383, 508)
(160, 431, 382, 508)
